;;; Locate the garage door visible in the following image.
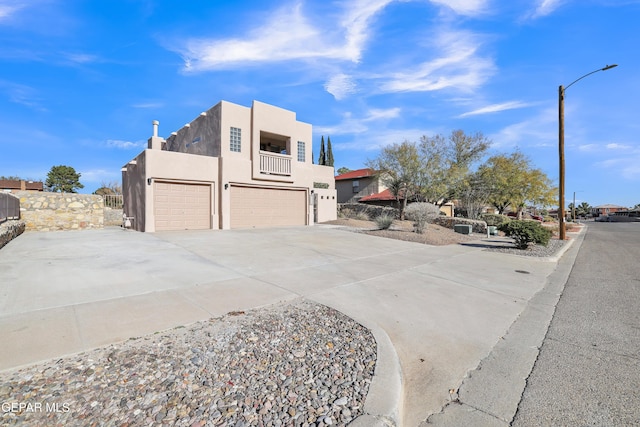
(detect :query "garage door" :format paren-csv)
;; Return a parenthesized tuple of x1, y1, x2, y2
(230, 185, 307, 228)
(154, 182, 211, 231)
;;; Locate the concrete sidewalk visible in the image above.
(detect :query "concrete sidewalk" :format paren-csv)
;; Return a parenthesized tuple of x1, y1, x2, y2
(0, 226, 580, 426)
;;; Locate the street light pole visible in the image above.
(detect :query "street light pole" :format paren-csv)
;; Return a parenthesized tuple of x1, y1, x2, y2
(558, 64, 617, 240)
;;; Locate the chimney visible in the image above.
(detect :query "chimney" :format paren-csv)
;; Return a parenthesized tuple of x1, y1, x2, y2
(148, 120, 165, 150)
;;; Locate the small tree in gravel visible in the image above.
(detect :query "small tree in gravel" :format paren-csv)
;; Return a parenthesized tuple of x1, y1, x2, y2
(404, 202, 441, 234)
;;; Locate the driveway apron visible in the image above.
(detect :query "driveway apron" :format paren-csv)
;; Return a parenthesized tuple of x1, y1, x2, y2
(0, 226, 560, 425)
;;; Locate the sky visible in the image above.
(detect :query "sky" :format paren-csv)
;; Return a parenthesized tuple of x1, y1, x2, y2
(1, 0, 639, 208)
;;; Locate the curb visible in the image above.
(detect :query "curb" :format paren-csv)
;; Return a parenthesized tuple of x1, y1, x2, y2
(423, 225, 587, 426)
(345, 316, 404, 427)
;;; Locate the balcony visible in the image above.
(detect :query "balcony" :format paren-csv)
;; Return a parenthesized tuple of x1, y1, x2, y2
(259, 151, 291, 176)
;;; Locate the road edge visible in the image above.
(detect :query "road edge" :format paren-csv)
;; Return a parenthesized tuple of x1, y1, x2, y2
(422, 226, 587, 426)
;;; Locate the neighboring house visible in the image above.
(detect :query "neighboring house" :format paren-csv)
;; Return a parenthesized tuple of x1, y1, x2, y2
(122, 100, 337, 232)
(0, 180, 44, 192)
(591, 204, 627, 217)
(335, 168, 387, 203)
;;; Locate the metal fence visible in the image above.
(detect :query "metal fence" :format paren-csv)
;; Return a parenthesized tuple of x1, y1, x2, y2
(0, 192, 20, 224)
(103, 194, 123, 209)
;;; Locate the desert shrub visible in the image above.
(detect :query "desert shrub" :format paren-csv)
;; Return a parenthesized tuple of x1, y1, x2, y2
(499, 220, 552, 249)
(543, 215, 555, 223)
(338, 208, 353, 219)
(405, 203, 441, 234)
(338, 207, 370, 220)
(479, 213, 510, 227)
(354, 211, 370, 221)
(338, 203, 399, 221)
(375, 214, 394, 230)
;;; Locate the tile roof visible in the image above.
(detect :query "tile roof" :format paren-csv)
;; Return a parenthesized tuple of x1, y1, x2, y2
(359, 189, 398, 202)
(334, 168, 375, 181)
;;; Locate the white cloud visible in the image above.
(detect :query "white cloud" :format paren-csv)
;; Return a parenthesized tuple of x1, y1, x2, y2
(364, 107, 401, 121)
(63, 52, 100, 64)
(595, 154, 640, 180)
(106, 139, 146, 150)
(489, 107, 556, 148)
(531, 0, 566, 18)
(334, 128, 429, 151)
(429, 0, 489, 16)
(179, 1, 392, 72)
(458, 101, 532, 117)
(379, 30, 495, 93)
(325, 74, 357, 100)
(132, 102, 164, 109)
(578, 144, 597, 152)
(0, 80, 46, 111)
(578, 142, 633, 152)
(606, 143, 632, 150)
(315, 107, 402, 136)
(0, 3, 24, 21)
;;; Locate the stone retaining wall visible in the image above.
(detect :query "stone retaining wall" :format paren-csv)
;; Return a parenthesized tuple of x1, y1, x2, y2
(0, 220, 25, 249)
(338, 203, 401, 220)
(15, 191, 104, 231)
(432, 216, 487, 234)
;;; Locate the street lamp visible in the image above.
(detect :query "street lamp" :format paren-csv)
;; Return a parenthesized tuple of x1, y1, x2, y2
(558, 64, 617, 240)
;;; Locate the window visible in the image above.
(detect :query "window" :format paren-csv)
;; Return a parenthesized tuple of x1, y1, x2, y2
(352, 180, 360, 193)
(297, 141, 305, 162)
(230, 127, 241, 152)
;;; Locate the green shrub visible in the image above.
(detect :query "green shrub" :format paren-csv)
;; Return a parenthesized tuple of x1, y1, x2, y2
(479, 213, 510, 227)
(499, 220, 552, 249)
(375, 214, 394, 230)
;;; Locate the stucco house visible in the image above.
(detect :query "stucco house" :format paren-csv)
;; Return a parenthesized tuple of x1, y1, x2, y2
(335, 168, 387, 203)
(122, 100, 337, 232)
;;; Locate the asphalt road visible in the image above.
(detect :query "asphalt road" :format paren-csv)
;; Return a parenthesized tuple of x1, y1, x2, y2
(512, 222, 640, 426)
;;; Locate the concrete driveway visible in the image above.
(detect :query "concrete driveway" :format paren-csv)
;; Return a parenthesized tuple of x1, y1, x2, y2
(0, 226, 574, 425)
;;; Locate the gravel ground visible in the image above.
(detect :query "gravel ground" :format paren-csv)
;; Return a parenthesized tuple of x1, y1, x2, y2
(482, 238, 567, 257)
(0, 300, 376, 427)
(324, 219, 478, 246)
(323, 218, 569, 257)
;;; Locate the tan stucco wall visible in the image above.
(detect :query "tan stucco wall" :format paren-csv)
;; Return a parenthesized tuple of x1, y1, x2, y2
(123, 100, 336, 231)
(122, 151, 146, 231)
(123, 149, 219, 232)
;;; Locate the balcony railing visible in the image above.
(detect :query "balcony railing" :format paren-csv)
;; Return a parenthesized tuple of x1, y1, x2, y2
(259, 151, 291, 176)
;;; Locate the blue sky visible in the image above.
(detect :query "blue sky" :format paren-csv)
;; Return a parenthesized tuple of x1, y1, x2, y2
(1, 0, 638, 208)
